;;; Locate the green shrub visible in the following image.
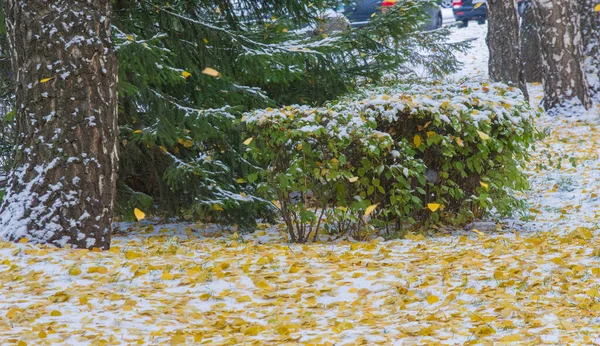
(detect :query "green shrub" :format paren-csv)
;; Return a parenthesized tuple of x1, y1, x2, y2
(245, 81, 541, 241)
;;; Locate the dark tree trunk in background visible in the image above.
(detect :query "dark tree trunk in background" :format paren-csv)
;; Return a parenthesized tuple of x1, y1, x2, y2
(532, 0, 591, 111)
(580, 0, 600, 98)
(520, 1, 543, 83)
(486, 0, 528, 100)
(0, 1, 118, 249)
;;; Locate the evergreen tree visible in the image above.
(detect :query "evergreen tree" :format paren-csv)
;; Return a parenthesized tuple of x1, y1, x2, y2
(111, 0, 468, 228)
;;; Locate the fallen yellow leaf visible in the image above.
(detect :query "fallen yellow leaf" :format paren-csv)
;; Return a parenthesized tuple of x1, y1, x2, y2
(134, 208, 146, 221)
(426, 295, 439, 304)
(413, 134, 422, 148)
(202, 67, 221, 78)
(364, 204, 378, 217)
(427, 203, 441, 212)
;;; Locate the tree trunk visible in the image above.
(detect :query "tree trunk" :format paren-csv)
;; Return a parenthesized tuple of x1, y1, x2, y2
(520, 1, 543, 83)
(0, 1, 118, 249)
(580, 0, 600, 99)
(532, 0, 591, 112)
(486, 0, 528, 99)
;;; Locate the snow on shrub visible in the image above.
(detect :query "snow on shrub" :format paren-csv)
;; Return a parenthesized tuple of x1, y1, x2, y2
(245, 81, 541, 241)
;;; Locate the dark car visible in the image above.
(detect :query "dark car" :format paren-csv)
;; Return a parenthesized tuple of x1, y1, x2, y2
(451, 0, 486, 27)
(342, 0, 443, 31)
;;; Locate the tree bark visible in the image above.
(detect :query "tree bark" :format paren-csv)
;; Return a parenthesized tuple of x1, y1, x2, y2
(520, 1, 543, 83)
(0, 1, 118, 249)
(532, 0, 591, 111)
(486, 0, 528, 99)
(580, 0, 600, 99)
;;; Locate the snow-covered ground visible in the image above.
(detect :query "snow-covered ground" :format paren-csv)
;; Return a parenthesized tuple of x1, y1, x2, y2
(2, 24, 600, 346)
(448, 22, 489, 81)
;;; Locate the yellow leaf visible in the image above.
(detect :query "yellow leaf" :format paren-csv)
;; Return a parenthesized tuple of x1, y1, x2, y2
(17, 341, 26, 346)
(161, 271, 174, 280)
(133, 130, 143, 134)
(243, 137, 254, 145)
(455, 137, 464, 147)
(50, 310, 62, 316)
(212, 204, 224, 211)
(181, 71, 192, 79)
(18, 237, 28, 243)
(364, 204, 378, 217)
(178, 138, 194, 148)
(426, 295, 439, 304)
(477, 130, 490, 140)
(480, 181, 489, 190)
(472, 228, 485, 236)
(254, 279, 273, 290)
(427, 203, 441, 212)
(413, 134, 422, 148)
(126, 35, 134, 41)
(38, 331, 48, 339)
(348, 176, 359, 183)
(69, 267, 82, 276)
(587, 288, 598, 297)
(244, 326, 262, 336)
(236, 178, 246, 183)
(6, 307, 19, 319)
(493, 270, 504, 280)
(170, 334, 186, 345)
(202, 67, 221, 78)
(257, 257, 269, 265)
(426, 131, 436, 138)
(499, 335, 521, 342)
(289, 263, 299, 273)
(134, 208, 146, 221)
(595, 4, 600, 11)
(272, 200, 281, 209)
(474, 2, 483, 9)
(40, 77, 54, 83)
(97, 266, 108, 274)
(124, 250, 141, 260)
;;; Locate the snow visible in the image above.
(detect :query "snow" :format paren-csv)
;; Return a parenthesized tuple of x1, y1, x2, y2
(2, 20, 600, 346)
(447, 23, 489, 81)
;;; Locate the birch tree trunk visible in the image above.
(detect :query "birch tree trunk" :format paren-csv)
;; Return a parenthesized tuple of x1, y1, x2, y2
(580, 0, 600, 98)
(532, 0, 591, 111)
(520, 1, 543, 83)
(0, 1, 118, 249)
(486, 0, 528, 99)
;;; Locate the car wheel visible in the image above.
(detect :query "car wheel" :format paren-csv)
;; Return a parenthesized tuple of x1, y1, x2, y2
(436, 14, 442, 29)
(440, 0, 453, 8)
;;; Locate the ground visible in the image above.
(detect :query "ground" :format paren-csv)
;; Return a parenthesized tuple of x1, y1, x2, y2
(2, 25, 600, 346)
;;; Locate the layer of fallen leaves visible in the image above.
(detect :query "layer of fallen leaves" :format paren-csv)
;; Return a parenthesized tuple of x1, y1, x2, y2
(2, 220, 600, 345)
